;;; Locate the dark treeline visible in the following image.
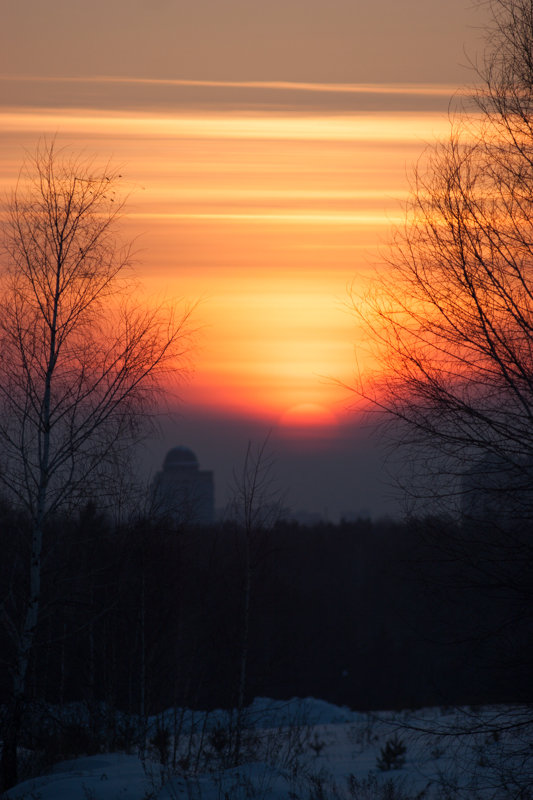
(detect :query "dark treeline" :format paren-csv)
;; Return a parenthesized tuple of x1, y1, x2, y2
(1, 501, 531, 723)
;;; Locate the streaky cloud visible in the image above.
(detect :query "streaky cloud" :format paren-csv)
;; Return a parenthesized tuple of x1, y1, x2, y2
(0, 76, 462, 114)
(0, 108, 454, 144)
(1, 74, 459, 96)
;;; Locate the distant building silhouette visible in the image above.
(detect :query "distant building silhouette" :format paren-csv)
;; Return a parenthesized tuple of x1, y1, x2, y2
(461, 453, 533, 527)
(152, 446, 214, 525)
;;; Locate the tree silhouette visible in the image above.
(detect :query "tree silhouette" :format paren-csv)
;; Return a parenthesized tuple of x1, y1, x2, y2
(354, 1, 533, 793)
(0, 142, 190, 790)
(355, 0, 533, 519)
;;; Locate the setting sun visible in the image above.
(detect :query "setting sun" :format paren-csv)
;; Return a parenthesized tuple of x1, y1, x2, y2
(0, 68, 462, 519)
(278, 403, 339, 436)
(0, 95, 453, 426)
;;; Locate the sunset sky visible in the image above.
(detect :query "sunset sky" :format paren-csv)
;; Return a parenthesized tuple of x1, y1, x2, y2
(0, 1, 486, 519)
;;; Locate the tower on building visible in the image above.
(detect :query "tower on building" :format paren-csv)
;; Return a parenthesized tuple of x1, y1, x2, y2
(152, 446, 214, 525)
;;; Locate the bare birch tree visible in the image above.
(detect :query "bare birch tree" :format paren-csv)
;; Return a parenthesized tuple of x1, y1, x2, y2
(0, 142, 189, 790)
(227, 439, 282, 766)
(353, 1, 533, 793)
(355, 0, 533, 518)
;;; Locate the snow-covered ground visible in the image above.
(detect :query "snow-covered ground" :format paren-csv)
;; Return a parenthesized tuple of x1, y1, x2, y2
(5, 698, 532, 799)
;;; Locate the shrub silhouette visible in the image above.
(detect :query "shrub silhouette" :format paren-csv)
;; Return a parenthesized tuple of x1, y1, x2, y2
(376, 734, 406, 771)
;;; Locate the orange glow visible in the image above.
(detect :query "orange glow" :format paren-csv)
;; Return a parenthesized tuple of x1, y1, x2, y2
(278, 403, 339, 435)
(0, 90, 455, 425)
(0, 108, 452, 144)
